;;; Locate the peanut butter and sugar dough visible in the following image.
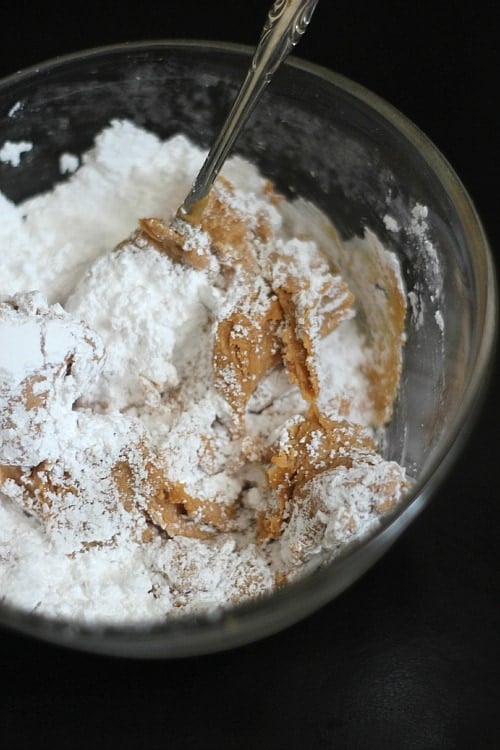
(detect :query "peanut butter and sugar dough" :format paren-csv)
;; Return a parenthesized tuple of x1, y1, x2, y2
(0, 121, 408, 622)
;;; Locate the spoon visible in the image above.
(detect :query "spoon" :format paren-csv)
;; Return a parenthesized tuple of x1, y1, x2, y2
(178, 0, 319, 223)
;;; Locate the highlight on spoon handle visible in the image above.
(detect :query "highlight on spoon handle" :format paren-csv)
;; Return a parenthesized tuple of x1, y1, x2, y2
(255, 0, 319, 78)
(180, 0, 319, 217)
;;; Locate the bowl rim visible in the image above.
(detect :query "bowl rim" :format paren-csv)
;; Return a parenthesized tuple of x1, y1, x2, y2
(0, 39, 497, 657)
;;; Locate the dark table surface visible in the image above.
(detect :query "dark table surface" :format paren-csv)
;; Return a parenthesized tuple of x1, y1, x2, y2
(1, 2, 498, 748)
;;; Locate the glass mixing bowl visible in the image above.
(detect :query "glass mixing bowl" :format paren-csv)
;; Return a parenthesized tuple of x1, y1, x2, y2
(0, 41, 496, 657)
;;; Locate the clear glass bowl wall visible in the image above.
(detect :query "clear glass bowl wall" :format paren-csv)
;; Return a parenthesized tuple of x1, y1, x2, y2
(0, 42, 496, 657)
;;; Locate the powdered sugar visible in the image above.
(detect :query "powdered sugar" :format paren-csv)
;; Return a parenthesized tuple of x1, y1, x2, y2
(384, 201, 444, 333)
(66, 245, 217, 411)
(0, 140, 32, 167)
(0, 120, 205, 303)
(0, 120, 408, 624)
(0, 291, 103, 466)
(59, 152, 79, 175)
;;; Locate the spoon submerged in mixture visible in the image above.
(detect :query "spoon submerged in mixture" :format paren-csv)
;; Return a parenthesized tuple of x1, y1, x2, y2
(178, 0, 319, 223)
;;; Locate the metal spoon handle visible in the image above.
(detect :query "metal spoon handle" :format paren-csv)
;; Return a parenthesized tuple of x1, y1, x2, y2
(180, 0, 319, 218)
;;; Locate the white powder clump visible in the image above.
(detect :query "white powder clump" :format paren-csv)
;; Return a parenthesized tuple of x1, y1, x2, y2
(383, 214, 400, 233)
(59, 152, 79, 174)
(66, 245, 217, 411)
(0, 291, 104, 466)
(0, 120, 409, 624)
(0, 120, 205, 303)
(0, 140, 32, 166)
(401, 202, 444, 333)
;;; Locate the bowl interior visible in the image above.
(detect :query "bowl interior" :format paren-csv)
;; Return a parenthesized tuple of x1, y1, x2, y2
(0, 42, 496, 656)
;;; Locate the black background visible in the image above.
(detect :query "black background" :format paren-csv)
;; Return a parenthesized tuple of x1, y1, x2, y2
(1, 2, 499, 748)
